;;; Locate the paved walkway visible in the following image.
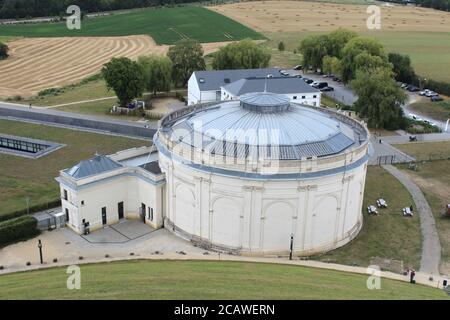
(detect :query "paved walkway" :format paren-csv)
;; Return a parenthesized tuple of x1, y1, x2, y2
(369, 137, 415, 165)
(382, 165, 441, 275)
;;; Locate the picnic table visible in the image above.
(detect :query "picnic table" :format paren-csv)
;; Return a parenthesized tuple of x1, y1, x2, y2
(403, 207, 413, 217)
(368, 205, 378, 215)
(377, 199, 388, 208)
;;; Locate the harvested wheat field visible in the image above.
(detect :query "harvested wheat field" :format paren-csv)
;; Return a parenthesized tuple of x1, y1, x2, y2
(0, 36, 231, 98)
(210, 0, 450, 33)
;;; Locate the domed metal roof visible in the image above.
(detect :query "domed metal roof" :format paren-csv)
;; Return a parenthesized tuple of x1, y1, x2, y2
(164, 93, 364, 160)
(240, 92, 290, 113)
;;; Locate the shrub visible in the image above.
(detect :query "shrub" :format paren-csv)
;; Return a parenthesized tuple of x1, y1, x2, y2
(38, 87, 64, 97)
(0, 216, 39, 247)
(0, 199, 61, 222)
(0, 42, 9, 60)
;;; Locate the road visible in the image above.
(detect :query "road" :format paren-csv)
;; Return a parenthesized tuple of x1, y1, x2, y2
(288, 69, 448, 132)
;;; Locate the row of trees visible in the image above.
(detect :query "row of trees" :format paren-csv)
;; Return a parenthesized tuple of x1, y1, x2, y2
(102, 39, 205, 107)
(0, 41, 8, 59)
(299, 28, 410, 130)
(0, 0, 203, 19)
(102, 38, 270, 107)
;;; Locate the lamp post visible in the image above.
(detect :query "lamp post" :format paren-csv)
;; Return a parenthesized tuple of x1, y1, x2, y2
(38, 239, 43, 264)
(289, 234, 294, 261)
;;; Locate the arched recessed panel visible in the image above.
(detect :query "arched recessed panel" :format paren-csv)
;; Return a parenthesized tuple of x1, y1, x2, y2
(175, 183, 195, 234)
(312, 196, 338, 247)
(262, 202, 294, 252)
(211, 197, 241, 248)
(344, 180, 361, 233)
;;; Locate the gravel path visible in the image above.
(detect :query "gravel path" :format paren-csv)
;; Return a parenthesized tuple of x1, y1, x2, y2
(382, 165, 441, 275)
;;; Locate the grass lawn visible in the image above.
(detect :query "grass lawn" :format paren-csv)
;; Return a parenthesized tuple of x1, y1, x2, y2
(394, 141, 450, 162)
(409, 99, 450, 123)
(396, 160, 450, 275)
(0, 260, 446, 299)
(23, 78, 113, 107)
(265, 31, 450, 83)
(0, 119, 148, 217)
(0, 36, 20, 43)
(0, 6, 265, 45)
(317, 166, 421, 270)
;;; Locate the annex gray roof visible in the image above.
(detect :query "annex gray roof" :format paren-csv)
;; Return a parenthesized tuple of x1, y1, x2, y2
(222, 77, 319, 96)
(166, 93, 365, 160)
(193, 68, 280, 91)
(66, 155, 123, 179)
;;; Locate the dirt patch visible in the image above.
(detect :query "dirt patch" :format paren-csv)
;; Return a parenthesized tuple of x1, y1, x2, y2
(0, 36, 232, 98)
(210, 1, 450, 33)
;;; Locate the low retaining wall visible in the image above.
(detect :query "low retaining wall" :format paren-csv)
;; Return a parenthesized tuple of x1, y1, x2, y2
(0, 104, 157, 139)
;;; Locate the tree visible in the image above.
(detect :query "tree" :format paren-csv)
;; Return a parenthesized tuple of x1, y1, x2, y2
(354, 51, 392, 73)
(101, 57, 144, 107)
(388, 52, 418, 85)
(298, 29, 356, 71)
(352, 67, 407, 130)
(137, 54, 172, 95)
(298, 34, 329, 71)
(168, 39, 206, 87)
(322, 55, 342, 76)
(212, 39, 271, 70)
(0, 41, 8, 60)
(340, 37, 387, 83)
(326, 28, 357, 58)
(278, 41, 285, 52)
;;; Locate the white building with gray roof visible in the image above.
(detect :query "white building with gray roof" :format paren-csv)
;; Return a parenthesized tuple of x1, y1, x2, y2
(187, 68, 281, 105)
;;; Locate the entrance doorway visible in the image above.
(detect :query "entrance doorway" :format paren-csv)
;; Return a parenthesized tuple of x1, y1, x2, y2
(141, 203, 146, 223)
(118, 202, 124, 220)
(102, 207, 107, 225)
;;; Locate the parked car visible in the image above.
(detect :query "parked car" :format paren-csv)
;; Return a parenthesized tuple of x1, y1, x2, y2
(431, 95, 444, 102)
(294, 74, 302, 78)
(408, 113, 423, 121)
(423, 120, 437, 127)
(303, 78, 314, 84)
(406, 85, 420, 92)
(293, 65, 302, 70)
(332, 76, 341, 82)
(320, 86, 334, 92)
(279, 70, 290, 76)
(419, 89, 437, 96)
(401, 83, 408, 89)
(312, 82, 328, 89)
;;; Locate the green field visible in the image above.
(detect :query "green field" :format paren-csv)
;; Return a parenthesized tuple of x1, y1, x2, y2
(0, 260, 447, 299)
(265, 31, 450, 83)
(394, 140, 450, 162)
(318, 166, 421, 269)
(0, 119, 148, 217)
(409, 99, 450, 123)
(0, 6, 265, 44)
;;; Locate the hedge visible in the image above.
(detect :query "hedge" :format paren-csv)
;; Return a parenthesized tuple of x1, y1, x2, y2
(0, 199, 61, 222)
(424, 79, 450, 97)
(0, 216, 40, 247)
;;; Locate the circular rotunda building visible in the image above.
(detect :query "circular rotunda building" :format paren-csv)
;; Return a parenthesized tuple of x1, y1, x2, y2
(154, 92, 369, 256)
